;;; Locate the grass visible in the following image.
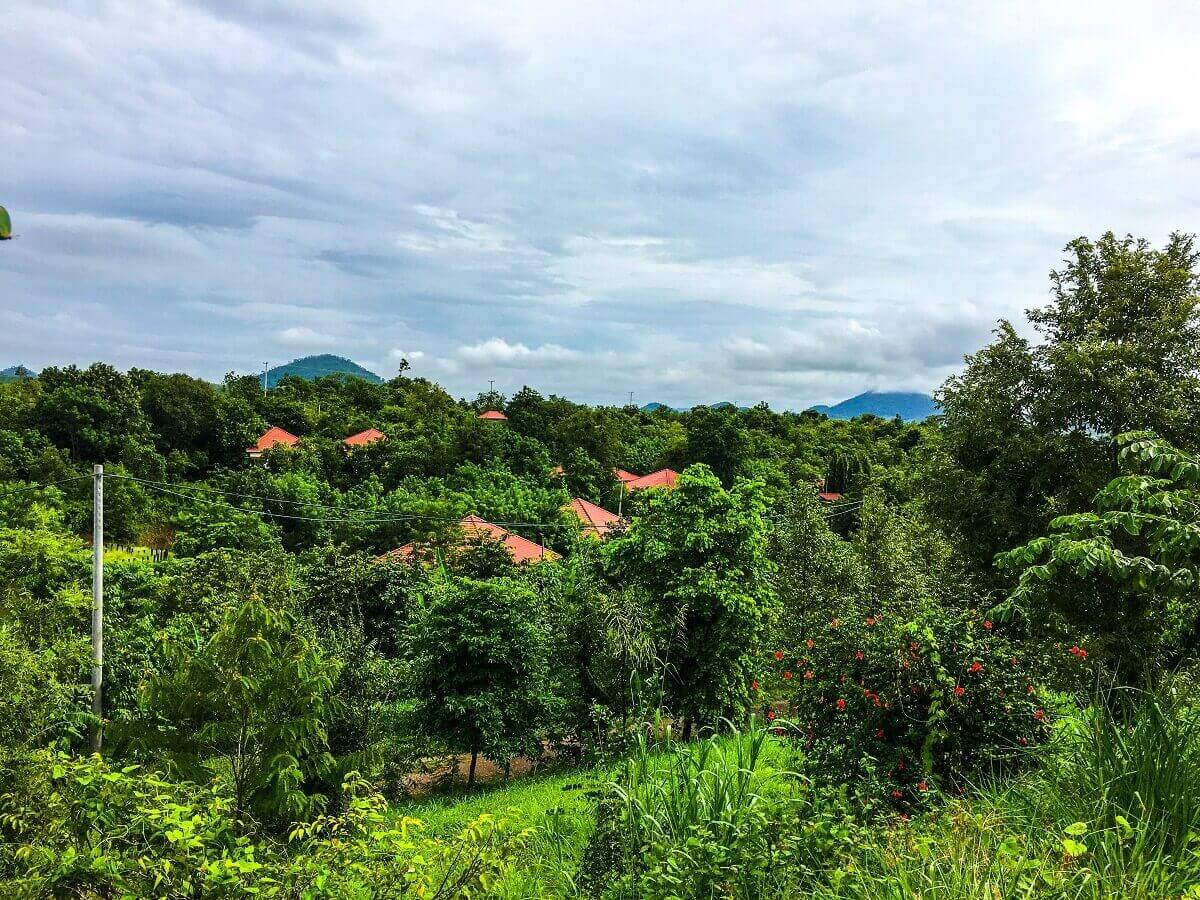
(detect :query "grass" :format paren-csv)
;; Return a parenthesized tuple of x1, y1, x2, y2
(380, 686, 1200, 898)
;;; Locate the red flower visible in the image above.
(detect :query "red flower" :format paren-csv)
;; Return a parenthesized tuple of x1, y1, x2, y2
(1033, 709, 1046, 722)
(910, 642, 919, 652)
(875, 728, 885, 739)
(751, 679, 760, 692)
(1019, 737, 1028, 745)
(899, 813, 910, 822)
(836, 698, 846, 710)
(830, 618, 840, 629)
(804, 670, 814, 680)
(983, 620, 993, 630)
(783, 670, 793, 680)
(866, 616, 877, 627)
(855, 650, 865, 661)
(806, 638, 814, 649)
(1026, 684, 1035, 694)
(918, 780, 928, 792)
(890, 789, 902, 798)
(954, 685, 965, 697)
(969, 661, 983, 674)
(766, 710, 776, 721)
(774, 649, 785, 661)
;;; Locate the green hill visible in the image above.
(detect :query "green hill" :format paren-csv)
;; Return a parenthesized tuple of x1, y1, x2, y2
(265, 355, 382, 389)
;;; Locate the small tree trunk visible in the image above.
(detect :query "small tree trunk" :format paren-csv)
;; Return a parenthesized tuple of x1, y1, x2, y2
(503, 758, 511, 784)
(467, 748, 479, 789)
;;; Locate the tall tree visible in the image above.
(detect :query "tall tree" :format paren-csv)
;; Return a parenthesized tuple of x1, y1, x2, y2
(927, 232, 1200, 577)
(604, 465, 775, 732)
(410, 576, 554, 787)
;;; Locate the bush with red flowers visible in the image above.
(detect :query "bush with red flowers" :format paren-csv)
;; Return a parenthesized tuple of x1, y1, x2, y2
(765, 600, 1056, 807)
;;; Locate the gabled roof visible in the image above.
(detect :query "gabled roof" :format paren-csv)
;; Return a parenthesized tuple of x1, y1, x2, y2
(247, 426, 299, 455)
(379, 515, 559, 565)
(626, 468, 679, 491)
(613, 468, 640, 483)
(568, 497, 622, 538)
(818, 491, 844, 503)
(344, 427, 386, 447)
(478, 410, 508, 421)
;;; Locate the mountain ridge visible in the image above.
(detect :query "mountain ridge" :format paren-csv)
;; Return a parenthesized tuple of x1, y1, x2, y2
(639, 391, 937, 420)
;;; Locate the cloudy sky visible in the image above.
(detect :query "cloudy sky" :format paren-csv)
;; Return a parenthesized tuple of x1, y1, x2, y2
(2, 1, 1198, 408)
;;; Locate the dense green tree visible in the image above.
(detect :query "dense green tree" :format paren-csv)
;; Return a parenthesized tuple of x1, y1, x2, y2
(926, 232, 1200, 578)
(141, 594, 340, 823)
(999, 432, 1200, 676)
(410, 576, 555, 787)
(605, 465, 775, 732)
(34, 364, 153, 464)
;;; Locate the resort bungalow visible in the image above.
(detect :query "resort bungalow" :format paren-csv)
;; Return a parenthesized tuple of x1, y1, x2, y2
(625, 468, 680, 492)
(343, 427, 386, 447)
(378, 514, 559, 565)
(246, 426, 299, 459)
(567, 497, 622, 539)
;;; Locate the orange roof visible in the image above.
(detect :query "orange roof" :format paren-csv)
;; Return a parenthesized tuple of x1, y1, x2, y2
(478, 410, 508, 421)
(344, 427, 386, 447)
(568, 498, 622, 538)
(613, 468, 640, 483)
(627, 468, 679, 491)
(818, 491, 844, 503)
(247, 426, 299, 455)
(379, 515, 559, 565)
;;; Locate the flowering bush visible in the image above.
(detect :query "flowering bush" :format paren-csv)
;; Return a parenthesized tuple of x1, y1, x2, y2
(760, 601, 1071, 808)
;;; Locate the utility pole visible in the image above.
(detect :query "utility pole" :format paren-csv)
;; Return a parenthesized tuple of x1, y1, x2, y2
(91, 464, 104, 752)
(629, 391, 634, 407)
(262, 362, 269, 395)
(488, 379, 495, 395)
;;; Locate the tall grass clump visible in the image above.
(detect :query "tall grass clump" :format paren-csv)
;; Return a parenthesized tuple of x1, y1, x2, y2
(579, 720, 858, 899)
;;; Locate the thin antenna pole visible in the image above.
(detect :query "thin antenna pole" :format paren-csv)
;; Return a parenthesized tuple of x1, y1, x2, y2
(91, 464, 104, 752)
(488, 379, 495, 394)
(263, 362, 269, 395)
(629, 391, 634, 407)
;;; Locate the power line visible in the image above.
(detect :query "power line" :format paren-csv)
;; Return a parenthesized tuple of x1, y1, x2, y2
(0, 474, 92, 500)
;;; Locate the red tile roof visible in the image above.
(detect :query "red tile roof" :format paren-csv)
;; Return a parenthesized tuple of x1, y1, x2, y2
(247, 426, 299, 455)
(378, 515, 559, 565)
(568, 498, 622, 538)
(818, 491, 844, 503)
(626, 468, 679, 491)
(343, 427, 386, 447)
(478, 410, 508, 421)
(613, 468, 640, 483)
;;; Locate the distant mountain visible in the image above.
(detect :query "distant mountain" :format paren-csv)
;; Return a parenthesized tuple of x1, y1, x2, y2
(265, 355, 382, 388)
(810, 391, 937, 421)
(0, 365, 36, 382)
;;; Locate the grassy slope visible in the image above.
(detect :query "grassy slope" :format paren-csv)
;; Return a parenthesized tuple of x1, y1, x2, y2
(385, 692, 1200, 898)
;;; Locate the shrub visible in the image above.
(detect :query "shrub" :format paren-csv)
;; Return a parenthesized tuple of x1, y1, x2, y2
(768, 601, 1061, 806)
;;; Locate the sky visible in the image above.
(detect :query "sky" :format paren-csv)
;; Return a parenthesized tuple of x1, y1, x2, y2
(2, 1, 1199, 409)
